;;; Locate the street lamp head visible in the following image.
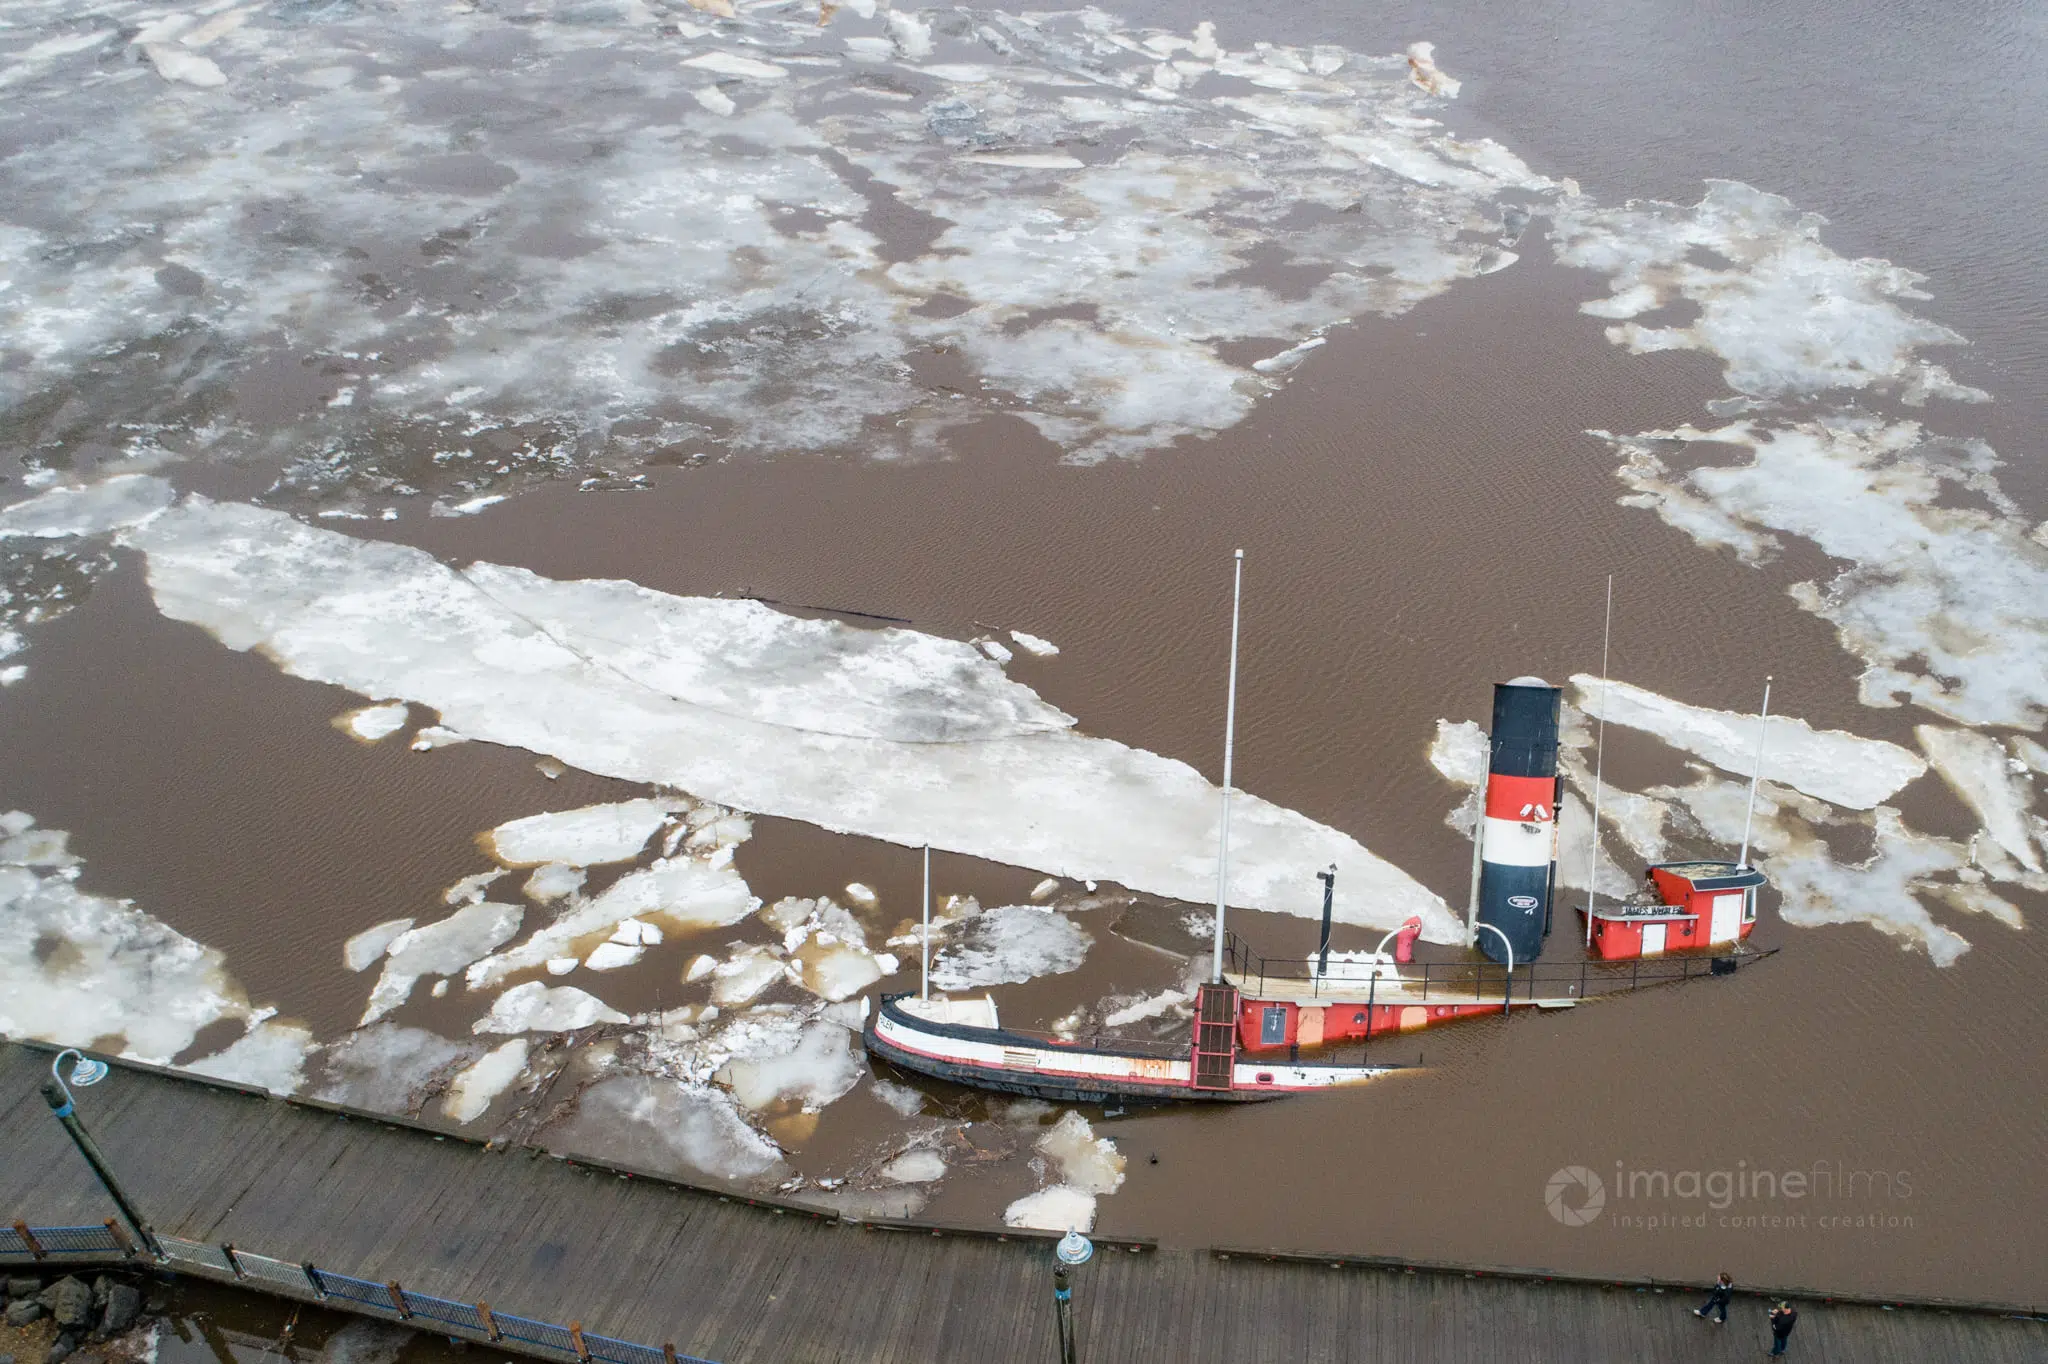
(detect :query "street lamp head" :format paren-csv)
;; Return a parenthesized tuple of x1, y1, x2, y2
(1054, 1228, 1094, 1266)
(53, 1049, 108, 1093)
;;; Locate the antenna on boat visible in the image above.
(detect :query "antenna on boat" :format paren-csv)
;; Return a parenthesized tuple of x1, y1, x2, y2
(1737, 676, 1773, 869)
(1584, 574, 1613, 949)
(920, 842, 931, 1001)
(1211, 549, 1245, 986)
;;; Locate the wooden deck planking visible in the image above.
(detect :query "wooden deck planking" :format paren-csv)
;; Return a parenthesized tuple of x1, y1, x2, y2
(3, 1044, 2042, 1363)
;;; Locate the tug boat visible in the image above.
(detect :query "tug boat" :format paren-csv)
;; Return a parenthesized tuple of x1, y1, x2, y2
(860, 558, 1777, 1104)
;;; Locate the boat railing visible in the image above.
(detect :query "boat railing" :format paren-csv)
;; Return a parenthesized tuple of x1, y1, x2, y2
(1222, 929, 1773, 1005)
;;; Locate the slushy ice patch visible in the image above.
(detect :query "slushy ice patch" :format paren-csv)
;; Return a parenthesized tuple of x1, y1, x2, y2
(0, 2, 1542, 490)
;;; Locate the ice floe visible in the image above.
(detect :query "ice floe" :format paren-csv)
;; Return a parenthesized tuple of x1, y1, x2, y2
(336, 702, 409, 744)
(124, 499, 1459, 941)
(187, 1020, 315, 1095)
(1552, 182, 1984, 404)
(1916, 726, 2041, 874)
(880, 1148, 947, 1183)
(1591, 420, 2048, 730)
(475, 981, 627, 1034)
(310, 1024, 476, 1115)
(543, 1074, 784, 1183)
(343, 918, 414, 973)
(0, 814, 266, 1063)
(485, 799, 688, 868)
(718, 1019, 864, 1112)
(0, 475, 174, 540)
(523, 863, 586, 903)
(931, 905, 1090, 990)
(1009, 630, 1059, 657)
(1004, 1111, 1124, 1232)
(1569, 676, 1927, 810)
(442, 1038, 529, 1123)
(467, 850, 757, 989)
(362, 900, 525, 1025)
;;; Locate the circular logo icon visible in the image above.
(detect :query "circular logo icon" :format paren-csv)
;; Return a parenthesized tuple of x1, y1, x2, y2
(1508, 894, 1539, 910)
(1545, 1165, 1606, 1227)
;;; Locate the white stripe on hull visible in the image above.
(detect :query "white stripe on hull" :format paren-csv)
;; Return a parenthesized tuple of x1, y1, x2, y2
(1480, 814, 1555, 867)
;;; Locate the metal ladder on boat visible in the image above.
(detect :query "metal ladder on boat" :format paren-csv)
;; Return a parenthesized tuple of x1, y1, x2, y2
(1190, 983, 1239, 1092)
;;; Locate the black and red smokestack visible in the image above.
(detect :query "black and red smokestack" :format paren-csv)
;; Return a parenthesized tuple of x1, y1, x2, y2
(1475, 677, 1562, 965)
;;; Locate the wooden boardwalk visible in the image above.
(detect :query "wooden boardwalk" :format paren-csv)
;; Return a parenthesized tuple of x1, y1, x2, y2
(1, 1044, 2039, 1363)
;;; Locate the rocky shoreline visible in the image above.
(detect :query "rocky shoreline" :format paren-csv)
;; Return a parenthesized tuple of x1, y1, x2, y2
(2, 1271, 159, 1364)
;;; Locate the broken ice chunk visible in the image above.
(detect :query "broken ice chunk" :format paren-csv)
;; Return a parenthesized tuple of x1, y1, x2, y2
(335, 701, 409, 743)
(344, 918, 414, 972)
(443, 1038, 528, 1123)
(474, 981, 626, 1033)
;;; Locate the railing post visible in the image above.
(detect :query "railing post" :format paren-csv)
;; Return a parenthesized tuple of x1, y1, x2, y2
(478, 1303, 500, 1341)
(386, 1282, 412, 1319)
(570, 1322, 591, 1362)
(663, 1345, 677, 1364)
(305, 1265, 327, 1300)
(104, 1218, 134, 1257)
(13, 1222, 43, 1261)
(225, 1243, 246, 1279)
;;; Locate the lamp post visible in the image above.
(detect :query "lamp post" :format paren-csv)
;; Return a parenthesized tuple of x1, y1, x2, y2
(1051, 1228, 1092, 1364)
(1314, 867, 1337, 982)
(40, 1049, 160, 1258)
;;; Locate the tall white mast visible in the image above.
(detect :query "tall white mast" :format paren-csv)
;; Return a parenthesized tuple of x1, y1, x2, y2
(919, 842, 931, 1000)
(1738, 677, 1773, 869)
(1210, 549, 1245, 985)
(1584, 574, 1613, 948)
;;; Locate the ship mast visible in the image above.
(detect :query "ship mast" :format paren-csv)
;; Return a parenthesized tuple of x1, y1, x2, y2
(1584, 575, 1613, 948)
(1738, 677, 1773, 869)
(1210, 549, 1245, 985)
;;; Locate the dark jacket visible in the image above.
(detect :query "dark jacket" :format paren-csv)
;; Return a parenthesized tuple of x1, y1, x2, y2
(1770, 1305, 1799, 1336)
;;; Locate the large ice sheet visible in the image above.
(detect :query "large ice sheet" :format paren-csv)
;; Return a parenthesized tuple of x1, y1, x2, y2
(1569, 676, 1926, 810)
(362, 899, 525, 1025)
(126, 499, 1462, 939)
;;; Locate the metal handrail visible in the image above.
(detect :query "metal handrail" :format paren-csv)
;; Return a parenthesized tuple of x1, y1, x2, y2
(1223, 929, 1771, 1004)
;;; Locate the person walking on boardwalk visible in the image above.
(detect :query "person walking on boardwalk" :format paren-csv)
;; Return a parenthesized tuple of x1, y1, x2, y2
(1768, 1300, 1800, 1355)
(1693, 1271, 1733, 1324)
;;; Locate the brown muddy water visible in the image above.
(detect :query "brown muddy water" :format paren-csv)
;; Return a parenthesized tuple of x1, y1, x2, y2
(3, 0, 2046, 1310)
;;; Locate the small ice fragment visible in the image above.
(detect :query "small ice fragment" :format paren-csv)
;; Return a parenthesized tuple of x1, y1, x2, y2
(584, 942, 644, 971)
(430, 495, 506, 518)
(0, 667, 24, 687)
(880, 1149, 947, 1183)
(336, 701, 408, 743)
(362, 901, 525, 1025)
(685, 953, 718, 983)
(843, 882, 878, 908)
(546, 958, 579, 976)
(1009, 630, 1059, 657)
(871, 1079, 927, 1116)
(611, 918, 664, 946)
(143, 44, 227, 88)
(431, 979, 449, 998)
(1084, 880, 1097, 892)
(536, 758, 566, 780)
(474, 981, 626, 1034)
(1252, 336, 1326, 374)
(682, 0, 736, 14)
(410, 725, 469, 751)
(442, 1038, 528, 1123)
(444, 869, 507, 905)
(682, 51, 786, 79)
(1405, 41, 1459, 98)
(1004, 1185, 1097, 1232)
(978, 637, 1014, 663)
(487, 798, 684, 867)
(886, 9, 932, 58)
(1030, 877, 1059, 902)
(524, 863, 585, 903)
(1102, 988, 1191, 1028)
(710, 947, 786, 1005)
(693, 85, 737, 116)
